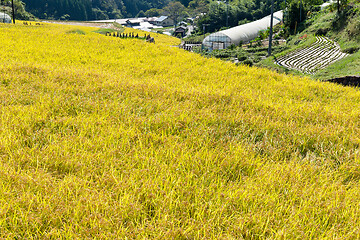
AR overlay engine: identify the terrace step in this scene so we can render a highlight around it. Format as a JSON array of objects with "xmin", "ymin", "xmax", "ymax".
[{"xmin": 275, "ymin": 36, "xmax": 349, "ymax": 74}]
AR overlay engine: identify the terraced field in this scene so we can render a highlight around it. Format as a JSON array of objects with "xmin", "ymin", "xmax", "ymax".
[
  {"xmin": 276, "ymin": 36, "xmax": 349, "ymax": 74},
  {"xmin": 3, "ymin": 23, "xmax": 360, "ymax": 238}
]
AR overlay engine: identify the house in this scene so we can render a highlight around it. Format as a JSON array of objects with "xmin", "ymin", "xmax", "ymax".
[
  {"xmin": 146, "ymin": 17, "xmax": 158, "ymax": 25},
  {"xmin": 186, "ymin": 17, "xmax": 195, "ymax": 24},
  {"xmin": 174, "ymin": 26, "xmax": 187, "ymax": 38},
  {"xmin": 126, "ymin": 19, "xmax": 141, "ymax": 27},
  {"xmin": 178, "ymin": 21, "xmax": 188, "ymax": 27},
  {"xmin": 115, "ymin": 19, "xmax": 129, "ymax": 26},
  {"xmin": 155, "ymin": 16, "xmax": 174, "ymax": 27}
]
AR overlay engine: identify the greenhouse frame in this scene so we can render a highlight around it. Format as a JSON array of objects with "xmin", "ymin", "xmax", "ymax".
[
  {"xmin": 0, "ymin": 12, "xmax": 11, "ymax": 23},
  {"xmin": 203, "ymin": 10, "xmax": 283, "ymax": 50}
]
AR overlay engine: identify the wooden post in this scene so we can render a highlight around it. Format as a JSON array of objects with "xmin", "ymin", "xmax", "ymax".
[
  {"xmin": 11, "ymin": 0, "xmax": 15, "ymax": 24},
  {"xmin": 268, "ymin": 0, "xmax": 274, "ymax": 56}
]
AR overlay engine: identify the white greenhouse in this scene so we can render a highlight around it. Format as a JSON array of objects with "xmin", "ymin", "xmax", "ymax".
[
  {"xmin": 0, "ymin": 12, "xmax": 11, "ymax": 23},
  {"xmin": 203, "ymin": 10, "xmax": 283, "ymax": 50}
]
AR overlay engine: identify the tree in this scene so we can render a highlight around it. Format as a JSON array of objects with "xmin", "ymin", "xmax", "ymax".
[
  {"xmin": 145, "ymin": 8, "xmax": 163, "ymax": 17},
  {"xmin": 337, "ymin": 0, "xmax": 348, "ymax": 13},
  {"xmin": 1, "ymin": 0, "xmax": 34, "ymax": 20},
  {"xmin": 284, "ymin": 0, "xmax": 322, "ymax": 32},
  {"xmin": 189, "ymin": 0, "xmax": 211, "ymax": 15},
  {"xmin": 163, "ymin": 1, "xmax": 186, "ymax": 27},
  {"xmin": 136, "ymin": 10, "xmax": 146, "ymax": 17},
  {"xmin": 179, "ymin": 0, "xmax": 191, "ymax": 7}
]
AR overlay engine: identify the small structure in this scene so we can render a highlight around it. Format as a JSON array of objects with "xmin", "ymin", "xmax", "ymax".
[
  {"xmin": 174, "ymin": 26, "xmax": 187, "ymax": 38},
  {"xmin": 147, "ymin": 17, "xmax": 158, "ymax": 25},
  {"xmin": 91, "ymin": 17, "xmax": 165, "ymax": 32},
  {"xmin": 155, "ymin": 16, "xmax": 174, "ymax": 27},
  {"xmin": 186, "ymin": 17, "xmax": 194, "ymax": 24},
  {"xmin": 321, "ymin": 0, "xmax": 336, "ymax": 10},
  {"xmin": 126, "ymin": 19, "xmax": 141, "ymax": 27},
  {"xmin": 0, "ymin": 12, "xmax": 11, "ymax": 23},
  {"xmin": 178, "ymin": 21, "xmax": 187, "ymax": 27}
]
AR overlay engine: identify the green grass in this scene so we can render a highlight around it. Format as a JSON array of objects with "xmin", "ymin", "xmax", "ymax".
[
  {"xmin": 259, "ymin": 5, "xmax": 360, "ymax": 79},
  {"xmin": 315, "ymin": 51, "xmax": 360, "ymax": 79},
  {"xmin": 66, "ymin": 29, "xmax": 86, "ymax": 35},
  {"xmin": 93, "ymin": 28, "xmax": 117, "ymax": 35}
]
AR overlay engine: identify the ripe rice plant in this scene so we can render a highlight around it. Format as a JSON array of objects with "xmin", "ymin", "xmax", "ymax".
[{"xmin": 1, "ymin": 22, "xmax": 360, "ymax": 238}]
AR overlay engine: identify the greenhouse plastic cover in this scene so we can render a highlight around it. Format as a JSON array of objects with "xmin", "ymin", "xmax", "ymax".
[
  {"xmin": 203, "ymin": 10, "xmax": 283, "ymax": 50},
  {"xmin": 0, "ymin": 12, "xmax": 11, "ymax": 23}
]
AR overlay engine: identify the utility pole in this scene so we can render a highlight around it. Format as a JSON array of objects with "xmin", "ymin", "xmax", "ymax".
[
  {"xmin": 11, "ymin": 0, "xmax": 15, "ymax": 24},
  {"xmin": 225, "ymin": 0, "xmax": 229, "ymax": 28},
  {"xmin": 203, "ymin": 23, "xmax": 210, "ymax": 38},
  {"xmin": 2, "ymin": 0, "xmax": 5, "ymax": 23},
  {"xmin": 268, "ymin": 0, "xmax": 274, "ymax": 56},
  {"xmin": 201, "ymin": 23, "xmax": 210, "ymax": 50}
]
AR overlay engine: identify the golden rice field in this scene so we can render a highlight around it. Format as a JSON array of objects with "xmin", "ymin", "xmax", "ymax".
[{"xmin": 1, "ymin": 21, "xmax": 360, "ymax": 239}]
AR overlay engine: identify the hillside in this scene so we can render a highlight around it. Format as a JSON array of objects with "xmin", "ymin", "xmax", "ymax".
[
  {"xmin": 18, "ymin": 0, "xmax": 283, "ymax": 25},
  {"xmin": 261, "ymin": 2, "xmax": 360, "ymax": 79},
  {"xmin": 196, "ymin": 2, "xmax": 360, "ymax": 80},
  {"xmin": 21, "ymin": 0, "xmax": 170, "ymax": 20},
  {"xmin": 2, "ymin": 22, "xmax": 360, "ymax": 238}
]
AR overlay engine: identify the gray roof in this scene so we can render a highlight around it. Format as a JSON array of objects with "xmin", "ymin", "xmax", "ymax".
[
  {"xmin": 156, "ymin": 16, "xmax": 168, "ymax": 22},
  {"xmin": 0, "ymin": 12, "xmax": 11, "ymax": 23},
  {"xmin": 176, "ymin": 26, "xmax": 187, "ymax": 30}
]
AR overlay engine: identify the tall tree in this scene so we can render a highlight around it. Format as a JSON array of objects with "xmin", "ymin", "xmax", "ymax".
[
  {"xmin": 163, "ymin": 1, "xmax": 186, "ymax": 27},
  {"xmin": 284, "ymin": 0, "xmax": 322, "ymax": 32}
]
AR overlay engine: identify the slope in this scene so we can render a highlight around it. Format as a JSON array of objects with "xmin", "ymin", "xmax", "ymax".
[
  {"xmin": 1, "ymin": 22, "xmax": 360, "ymax": 238},
  {"xmin": 276, "ymin": 36, "xmax": 349, "ymax": 74},
  {"xmin": 261, "ymin": 3, "xmax": 360, "ymax": 80}
]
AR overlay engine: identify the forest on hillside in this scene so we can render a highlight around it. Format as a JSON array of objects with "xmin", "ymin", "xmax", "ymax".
[
  {"xmin": 19, "ymin": 0, "xmax": 171, "ymax": 20},
  {"xmin": 15, "ymin": 0, "xmax": 284, "ymax": 23},
  {"xmin": 4, "ymin": 0, "xmax": 324, "ymax": 36}
]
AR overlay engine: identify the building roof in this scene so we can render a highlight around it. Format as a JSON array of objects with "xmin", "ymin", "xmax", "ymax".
[
  {"xmin": 175, "ymin": 26, "xmax": 187, "ymax": 30},
  {"xmin": 146, "ymin": 17, "xmax": 158, "ymax": 22},
  {"xmin": 116, "ymin": 19, "xmax": 128, "ymax": 25},
  {"xmin": 133, "ymin": 21, "xmax": 162, "ymax": 31},
  {"xmin": 321, "ymin": 0, "xmax": 336, "ymax": 9},
  {"xmin": 156, "ymin": 16, "xmax": 169, "ymax": 22},
  {"xmin": 127, "ymin": 19, "xmax": 141, "ymax": 24},
  {"xmin": 90, "ymin": 17, "xmax": 163, "ymax": 30}
]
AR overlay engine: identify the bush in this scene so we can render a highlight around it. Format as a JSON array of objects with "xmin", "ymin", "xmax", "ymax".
[
  {"xmin": 237, "ymin": 55, "xmax": 247, "ymax": 61},
  {"xmin": 66, "ymin": 29, "xmax": 86, "ymax": 35},
  {"xmin": 347, "ymin": 18, "xmax": 360, "ymax": 37},
  {"xmin": 243, "ymin": 59, "xmax": 253, "ymax": 66},
  {"xmin": 228, "ymin": 44, "xmax": 236, "ymax": 50}
]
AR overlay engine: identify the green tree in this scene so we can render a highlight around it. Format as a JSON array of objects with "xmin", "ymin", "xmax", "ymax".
[
  {"xmin": 284, "ymin": 0, "xmax": 322, "ymax": 33},
  {"xmin": 136, "ymin": 9, "xmax": 146, "ymax": 17},
  {"xmin": 145, "ymin": 8, "xmax": 163, "ymax": 17},
  {"xmin": 1, "ymin": 0, "xmax": 35, "ymax": 20},
  {"xmin": 163, "ymin": 1, "xmax": 187, "ymax": 27},
  {"xmin": 337, "ymin": 0, "xmax": 348, "ymax": 13}
]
